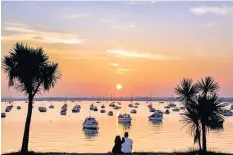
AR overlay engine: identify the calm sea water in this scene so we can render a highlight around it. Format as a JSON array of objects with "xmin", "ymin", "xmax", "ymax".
[{"xmin": 1, "ymin": 101, "xmax": 233, "ymax": 153}]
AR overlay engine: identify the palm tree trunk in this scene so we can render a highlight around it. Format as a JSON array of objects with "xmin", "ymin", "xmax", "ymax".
[
  {"xmin": 202, "ymin": 123, "xmax": 207, "ymax": 152},
  {"xmin": 21, "ymin": 94, "xmax": 33, "ymax": 152}
]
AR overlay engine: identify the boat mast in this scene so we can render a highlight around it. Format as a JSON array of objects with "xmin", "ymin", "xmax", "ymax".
[{"xmin": 131, "ymin": 94, "xmax": 133, "ymax": 104}]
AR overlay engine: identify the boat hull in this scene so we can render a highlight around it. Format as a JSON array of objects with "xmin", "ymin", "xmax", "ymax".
[
  {"xmin": 82, "ymin": 124, "xmax": 99, "ymax": 130},
  {"xmin": 148, "ymin": 116, "xmax": 162, "ymax": 121},
  {"xmin": 118, "ymin": 118, "xmax": 132, "ymax": 123}
]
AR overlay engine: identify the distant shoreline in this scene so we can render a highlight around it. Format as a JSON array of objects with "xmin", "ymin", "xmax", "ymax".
[{"xmin": 1, "ymin": 97, "xmax": 233, "ymax": 102}]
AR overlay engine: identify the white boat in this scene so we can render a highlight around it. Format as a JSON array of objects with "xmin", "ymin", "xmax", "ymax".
[
  {"xmin": 149, "ymin": 110, "xmax": 163, "ymax": 121},
  {"xmin": 1, "ymin": 113, "xmax": 6, "ymax": 118},
  {"xmin": 49, "ymin": 105, "xmax": 54, "ymax": 109},
  {"xmin": 172, "ymin": 108, "xmax": 180, "ymax": 112},
  {"xmin": 164, "ymin": 109, "xmax": 170, "ymax": 114},
  {"xmin": 17, "ymin": 106, "xmax": 21, "ymax": 110},
  {"xmin": 82, "ymin": 117, "xmax": 99, "ymax": 129},
  {"xmin": 130, "ymin": 109, "xmax": 137, "ymax": 114},
  {"xmin": 72, "ymin": 105, "xmax": 80, "ymax": 113},
  {"xmin": 118, "ymin": 113, "xmax": 132, "ymax": 123},
  {"xmin": 223, "ymin": 110, "xmax": 233, "ymax": 116},
  {"xmin": 39, "ymin": 107, "xmax": 47, "ymax": 112},
  {"xmin": 100, "ymin": 109, "xmax": 106, "ymax": 113},
  {"xmin": 101, "ymin": 105, "xmax": 105, "ymax": 108},
  {"xmin": 108, "ymin": 111, "xmax": 113, "ymax": 116}
]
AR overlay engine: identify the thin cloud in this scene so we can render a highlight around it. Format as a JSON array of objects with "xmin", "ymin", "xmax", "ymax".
[
  {"xmin": 107, "ymin": 49, "xmax": 178, "ymax": 60},
  {"xmin": 190, "ymin": 6, "xmax": 233, "ymax": 15},
  {"xmin": 62, "ymin": 13, "xmax": 91, "ymax": 19},
  {"xmin": 109, "ymin": 63, "xmax": 119, "ymax": 67},
  {"xmin": 116, "ymin": 71, "xmax": 124, "ymax": 74},
  {"xmin": 116, "ymin": 68, "xmax": 132, "ymax": 72},
  {"xmin": 126, "ymin": 1, "xmax": 158, "ymax": 5},
  {"xmin": 61, "ymin": 56, "xmax": 107, "ymax": 60},
  {"xmin": 2, "ymin": 22, "xmax": 85, "ymax": 45},
  {"xmin": 199, "ymin": 22, "xmax": 216, "ymax": 28},
  {"xmin": 115, "ymin": 24, "xmax": 136, "ymax": 29}
]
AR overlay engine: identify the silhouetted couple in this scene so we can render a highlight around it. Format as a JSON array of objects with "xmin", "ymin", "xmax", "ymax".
[{"xmin": 112, "ymin": 132, "xmax": 133, "ymax": 154}]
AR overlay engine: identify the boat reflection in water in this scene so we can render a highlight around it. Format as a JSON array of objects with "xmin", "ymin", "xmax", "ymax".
[
  {"xmin": 118, "ymin": 122, "xmax": 132, "ymax": 129},
  {"xmin": 83, "ymin": 128, "xmax": 99, "ymax": 138},
  {"xmin": 149, "ymin": 120, "xmax": 163, "ymax": 126}
]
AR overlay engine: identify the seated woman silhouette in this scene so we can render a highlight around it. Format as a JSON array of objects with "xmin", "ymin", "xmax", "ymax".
[{"xmin": 112, "ymin": 135, "xmax": 124, "ymax": 153}]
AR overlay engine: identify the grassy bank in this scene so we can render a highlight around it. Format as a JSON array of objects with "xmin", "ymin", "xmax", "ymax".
[{"xmin": 3, "ymin": 151, "xmax": 233, "ymax": 155}]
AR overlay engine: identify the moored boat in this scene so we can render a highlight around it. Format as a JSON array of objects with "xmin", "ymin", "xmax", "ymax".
[
  {"xmin": 149, "ymin": 110, "xmax": 163, "ymax": 122},
  {"xmin": 164, "ymin": 109, "xmax": 170, "ymax": 114},
  {"xmin": 82, "ymin": 117, "xmax": 99, "ymax": 129},
  {"xmin": 118, "ymin": 113, "xmax": 132, "ymax": 123},
  {"xmin": 108, "ymin": 111, "xmax": 113, "ymax": 116},
  {"xmin": 172, "ymin": 108, "xmax": 180, "ymax": 112},
  {"xmin": 130, "ymin": 109, "xmax": 137, "ymax": 114},
  {"xmin": 1, "ymin": 113, "xmax": 6, "ymax": 118}
]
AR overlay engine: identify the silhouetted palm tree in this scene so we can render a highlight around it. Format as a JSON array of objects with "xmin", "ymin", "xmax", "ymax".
[
  {"xmin": 175, "ymin": 77, "xmax": 226, "ymax": 152},
  {"xmin": 2, "ymin": 42, "xmax": 60, "ymax": 152}
]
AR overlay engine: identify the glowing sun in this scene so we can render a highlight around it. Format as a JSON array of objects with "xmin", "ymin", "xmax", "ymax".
[{"xmin": 116, "ymin": 84, "xmax": 122, "ymax": 90}]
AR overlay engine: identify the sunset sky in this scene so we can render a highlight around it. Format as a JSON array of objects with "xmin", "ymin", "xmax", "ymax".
[{"xmin": 1, "ymin": 1, "xmax": 233, "ymax": 98}]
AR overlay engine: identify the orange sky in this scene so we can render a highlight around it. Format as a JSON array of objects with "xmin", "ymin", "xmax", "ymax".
[{"xmin": 1, "ymin": 1, "xmax": 233, "ymax": 97}]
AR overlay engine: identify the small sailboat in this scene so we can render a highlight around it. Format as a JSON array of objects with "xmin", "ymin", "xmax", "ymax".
[
  {"xmin": 128, "ymin": 94, "xmax": 134, "ymax": 108},
  {"xmin": 93, "ymin": 106, "xmax": 98, "ymax": 111},
  {"xmin": 72, "ymin": 105, "xmax": 80, "ymax": 113},
  {"xmin": 130, "ymin": 109, "xmax": 137, "ymax": 114},
  {"xmin": 49, "ymin": 104, "xmax": 54, "ymax": 109},
  {"xmin": 60, "ymin": 108, "xmax": 67, "ymax": 115},
  {"xmin": 90, "ymin": 104, "xmax": 94, "ymax": 110},
  {"xmin": 164, "ymin": 109, "xmax": 170, "ymax": 114},
  {"xmin": 113, "ymin": 105, "xmax": 120, "ymax": 110},
  {"xmin": 5, "ymin": 106, "xmax": 11, "ymax": 112},
  {"xmin": 101, "ymin": 104, "xmax": 105, "ymax": 108},
  {"xmin": 1, "ymin": 113, "xmax": 6, "ymax": 118},
  {"xmin": 39, "ymin": 107, "xmax": 47, "ymax": 112},
  {"xmin": 108, "ymin": 111, "xmax": 113, "ymax": 116},
  {"xmin": 135, "ymin": 102, "xmax": 140, "ymax": 105},
  {"xmin": 172, "ymin": 108, "xmax": 180, "ymax": 112},
  {"xmin": 100, "ymin": 109, "xmax": 106, "ymax": 113},
  {"xmin": 17, "ymin": 106, "xmax": 21, "ymax": 110},
  {"xmin": 134, "ymin": 105, "xmax": 138, "ymax": 108}
]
